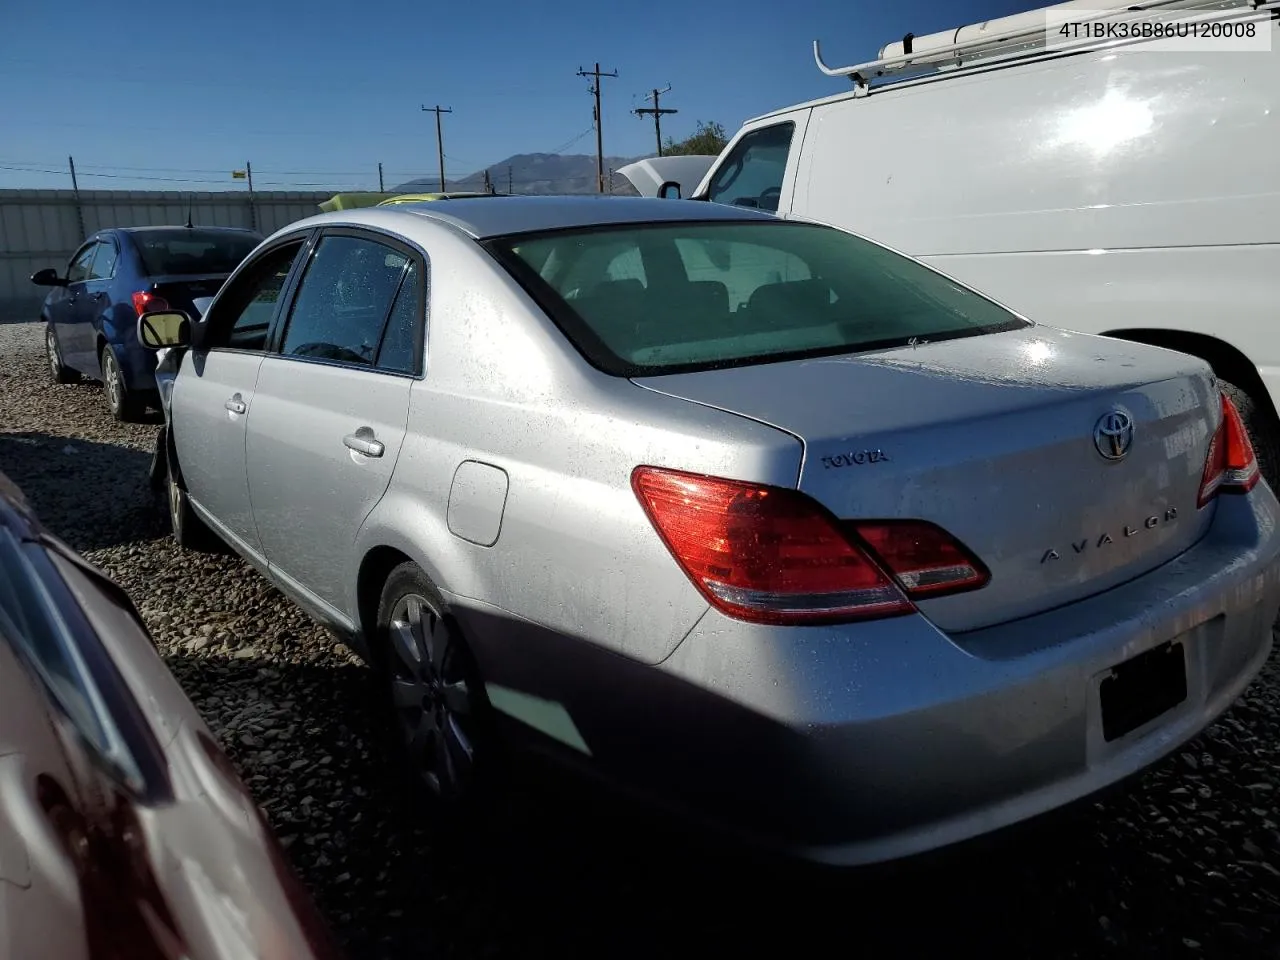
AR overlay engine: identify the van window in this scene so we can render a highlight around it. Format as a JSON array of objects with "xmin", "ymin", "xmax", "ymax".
[
  {"xmin": 491, "ymin": 220, "xmax": 1027, "ymax": 376},
  {"xmin": 705, "ymin": 123, "xmax": 795, "ymax": 213}
]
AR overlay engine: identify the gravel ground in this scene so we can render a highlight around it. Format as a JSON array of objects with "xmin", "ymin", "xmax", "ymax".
[{"xmin": 3, "ymin": 320, "xmax": 1280, "ymax": 959}]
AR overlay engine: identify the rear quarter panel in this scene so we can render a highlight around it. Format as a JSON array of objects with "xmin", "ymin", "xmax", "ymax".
[{"xmin": 352, "ymin": 227, "xmax": 803, "ymax": 665}]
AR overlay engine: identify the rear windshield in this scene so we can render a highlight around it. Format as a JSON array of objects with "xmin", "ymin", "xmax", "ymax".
[
  {"xmin": 131, "ymin": 229, "xmax": 261, "ymax": 277},
  {"xmin": 489, "ymin": 220, "xmax": 1027, "ymax": 376}
]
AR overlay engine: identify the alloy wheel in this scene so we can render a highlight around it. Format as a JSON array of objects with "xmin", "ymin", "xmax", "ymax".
[
  {"xmin": 47, "ymin": 328, "xmax": 60, "ymax": 378},
  {"xmin": 104, "ymin": 352, "xmax": 123, "ymax": 414},
  {"xmin": 167, "ymin": 472, "xmax": 183, "ymax": 533},
  {"xmin": 387, "ymin": 593, "xmax": 475, "ymax": 798}
]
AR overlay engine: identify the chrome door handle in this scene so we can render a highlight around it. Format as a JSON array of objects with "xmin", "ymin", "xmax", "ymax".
[
  {"xmin": 343, "ymin": 430, "xmax": 384, "ymax": 458},
  {"xmin": 224, "ymin": 396, "xmax": 247, "ymax": 414}
]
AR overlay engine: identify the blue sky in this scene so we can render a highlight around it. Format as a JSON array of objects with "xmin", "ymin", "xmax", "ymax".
[{"xmin": 0, "ymin": 0, "xmax": 1038, "ymax": 192}]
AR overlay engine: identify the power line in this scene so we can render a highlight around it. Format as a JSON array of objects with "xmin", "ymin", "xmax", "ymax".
[
  {"xmin": 0, "ymin": 115, "xmax": 629, "ymax": 194},
  {"xmin": 0, "ymin": 164, "xmax": 628, "ymax": 195},
  {"xmin": 545, "ymin": 125, "xmax": 598, "ymax": 156},
  {"xmin": 0, "ymin": 158, "xmax": 396, "ymax": 179},
  {"xmin": 0, "ymin": 114, "xmax": 607, "ymax": 191},
  {"xmin": 0, "ymin": 163, "xmax": 64, "ymax": 176},
  {"xmin": 0, "ymin": 164, "xmax": 380, "ymax": 191},
  {"xmin": 576, "ymin": 62, "xmax": 618, "ymax": 194},
  {"xmin": 0, "ymin": 163, "xmax": 230, "ymax": 185},
  {"xmin": 0, "ymin": 161, "xmax": 611, "ymax": 188},
  {"xmin": 634, "ymin": 85, "xmax": 678, "ymax": 157},
  {"xmin": 428, "ymin": 123, "xmax": 598, "ymax": 189},
  {"xmin": 442, "ymin": 153, "xmax": 486, "ymax": 170},
  {"xmin": 0, "ymin": 63, "xmax": 588, "ymax": 106}
]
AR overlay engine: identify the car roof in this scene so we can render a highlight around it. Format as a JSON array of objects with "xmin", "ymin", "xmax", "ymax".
[
  {"xmin": 118, "ymin": 225, "xmax": 261, "ymax": 235},
  {"xmin": 300, "ymin": 195, "xmax": 778, "ymax": 241},
  {"xmin": 380, "ymin": 192, "xmax": 495, "ymax": 203}
]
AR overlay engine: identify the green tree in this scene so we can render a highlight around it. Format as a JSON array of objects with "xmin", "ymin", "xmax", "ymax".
[{"xmin": 662, "ymin": 120, "xmax": 729, "ymax": 156}]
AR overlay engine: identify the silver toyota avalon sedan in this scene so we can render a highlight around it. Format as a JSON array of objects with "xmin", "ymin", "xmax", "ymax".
[{"xmin": 136, "ymin": 196, "xmax": 1280, "ymax": 866}]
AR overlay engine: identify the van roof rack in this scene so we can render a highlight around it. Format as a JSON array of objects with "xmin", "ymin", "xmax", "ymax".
[{"xmin": 813, "ymin": 0, "xmax": 1275, "ymax": 89}]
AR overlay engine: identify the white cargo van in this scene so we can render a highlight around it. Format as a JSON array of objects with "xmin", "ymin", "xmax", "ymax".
[{"xmin": 671, "ymin": 0, "xmax": 1280, "ymax": 479}]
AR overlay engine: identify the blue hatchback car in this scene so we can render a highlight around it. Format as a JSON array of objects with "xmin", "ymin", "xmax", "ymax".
[{"xmin": 32, "ymin": 226, "xmax": 262, "ymax": 421}]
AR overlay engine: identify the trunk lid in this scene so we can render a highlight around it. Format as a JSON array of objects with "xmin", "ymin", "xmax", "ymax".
[
  {"xmin": 146, "ymin": 273, "xmax": 231, "ymax": 316},
  {"xmin": 632, "ymin": 326, "xmax": 1220, "ymax": 633}
]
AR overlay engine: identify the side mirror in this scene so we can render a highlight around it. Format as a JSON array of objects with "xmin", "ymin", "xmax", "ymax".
[
  {"xmin": 657, "ymin": 181, "xmax": 682, "ymax": 200},
  {"xmin": 137, "ymin": 310, "xmax": 193, "ymax": 350},
  {"xmin": 30, "ymin": 268, "xmax": 66, "ymax": 287}
]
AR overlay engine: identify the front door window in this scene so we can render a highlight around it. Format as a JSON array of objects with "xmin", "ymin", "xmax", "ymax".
[{"xmin": 705, "ymin": 123, "xmax": 796, "ymax": 213}]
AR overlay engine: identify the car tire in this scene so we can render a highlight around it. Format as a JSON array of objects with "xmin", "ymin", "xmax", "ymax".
[
  {"xmin": 374, "ymin": 562, "xmax": 501, "ymax": 827},
  {"xmin": 166, "ymin": 468, "xmax": 216, "ymax": 552},
  {"xmin": 148, "ymin": 426, "xmax": 168, "ymax": 493},
  {"xmin": 46, "ymin": 325, "xmax": 79, "ymax": 384},
  {"xmin": 1219, "ymin": 379, "xmax": 1280, "ymax": 492},
  {"xmin": 101, "ymin": 347, "xmax": 145, "ymax": 423}
]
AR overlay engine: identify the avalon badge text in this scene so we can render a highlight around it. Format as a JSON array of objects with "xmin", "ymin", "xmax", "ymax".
[{"xmin": 1041, "ymin": 507, "xmax": 1178, "ymax": 564}]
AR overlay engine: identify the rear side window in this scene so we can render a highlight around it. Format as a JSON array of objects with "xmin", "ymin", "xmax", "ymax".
[
  {"xmin": 132, "ymin": 229, "xmax": 260, "ymax": 276},
  {"xmin": 87, "ymin": 241, "xmax": 118, "ymax": 281},
  {"xmin": 375, "ymin": 260, "xmax": 424, "ymax": 375},
  {"xmin": 279, "ymin": 234, "xmax": 411, "ymax": 368},
  {"xmin": 492, "ymin": 220, "xmax": 1026, "ymax": 376},
  {"xmin": 706, "ymin": 123, "xmax": 794, "ymax": 212}
]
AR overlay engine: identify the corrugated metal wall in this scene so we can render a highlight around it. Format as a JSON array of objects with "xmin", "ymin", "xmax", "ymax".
[{"xmin": 0, "ymin": 189, "xmax": 332, "ymax": 320}]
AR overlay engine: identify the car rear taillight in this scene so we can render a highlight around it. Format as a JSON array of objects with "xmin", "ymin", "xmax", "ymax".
[
  {"xmin": 1198, "ymin": 392, "xmax": 1260, "ymax": 508},
  {"xmin": 131, "ymin": 290, "xmax": 170, "ymax": 317},
  {"xmin": 631, "ymin": 466, "xmax": 988, "ymax": 625},
  {"xmin": 848, "ymin": 520, "xmax": 990, "ymax": 599}
]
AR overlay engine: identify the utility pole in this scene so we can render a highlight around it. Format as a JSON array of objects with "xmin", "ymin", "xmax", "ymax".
[
  {"xmin": 508, "ymin": 165, "xmax": 513, "ymax": 195},
  {"xmin": 634, "ymin": 85, "xmax": 677, "ymax": 157},
  {"xmin": 577, "ymin": 62, "xmax": 618, "ymax": 193},
  {"xmin": 378, "ymin": 162, "xmax": 384, "ymax": 192},
  {"xmin": 421, "ymin": 104, "xmax": 452, "ymax": 192},
  {"xmin": 67, "ymin": 156, "xmax": 85, "ymax": 238},
  {"xmin": 245, "ymin": 160, "xmax": 258, "ymax": 232}
]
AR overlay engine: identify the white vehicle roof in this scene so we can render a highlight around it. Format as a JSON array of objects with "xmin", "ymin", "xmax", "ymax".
[{"xmin": 745, "ymin": 0, "xmax": 1270, "ymax": 124}]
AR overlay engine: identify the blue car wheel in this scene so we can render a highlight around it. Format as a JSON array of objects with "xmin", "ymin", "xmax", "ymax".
[
  {"xmin": 101, "ymin": 345, "xmax": 145, "ymax": 422},
  {"xmin": 45, "ymin": 325, "xmax": 79, "ymax": 384}
]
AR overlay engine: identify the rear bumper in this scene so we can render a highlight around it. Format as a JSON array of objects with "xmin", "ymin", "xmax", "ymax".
[
  {"xmin": 455, "ymin": 486, "xmax": 1280, "ymax": 866},
  {"xmin": 657, "ymin": 486, "xmax": 1280, "ymax": 864}
]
